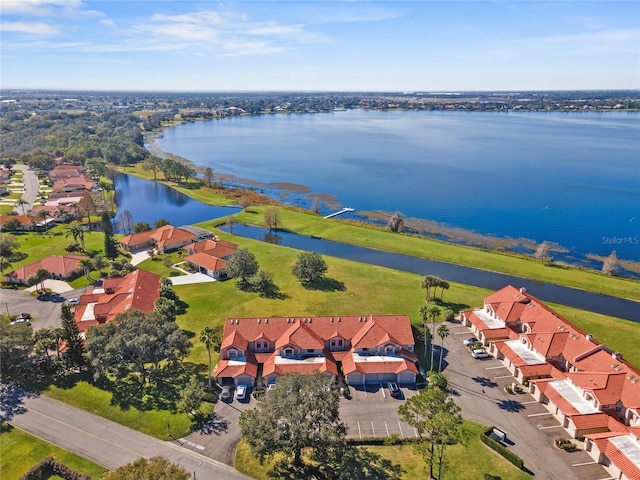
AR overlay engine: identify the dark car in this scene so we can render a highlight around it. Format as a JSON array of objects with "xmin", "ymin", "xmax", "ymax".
[
  {"xmin": 20, "ymin": 312, "xmax": 32, "ymax": 319},
  {"xmin": 388, "ymin": 382, "xmax": 401, "ymax": 398}
]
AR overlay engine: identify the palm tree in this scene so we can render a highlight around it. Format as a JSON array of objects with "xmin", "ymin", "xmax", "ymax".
[
  {"xmin": 200, "ymin": 326, "xmax": 222, "ymax": 391},
  {"xmin": 437, "ymin": 324, "xmax": 450, "ymax": 372},
  {"xmin": 421, "ymin": 275, "xmax": 438, "ymax": 303},
  {"xmin": 15, "ymin": 197, "xmax": 28, "ymax": 215},
  {"xmin": 418, "ymin": 305, "xmax": 431, "ymax": 364},
  {"xmin": 428, "ymin": 305, "xmax": 441, "ymax": 371},
  {"xmin": 34, "ymin": 328, "xmax": 57, "ymax": 360},
  {"xmin": 439, "ymin": 279, "xmax": 450, "ymax": 302},
  {"xmin": 38, "ymin": 209, "xmax": 48, "ymax": 230},
  {"xmin": 79, "ymin": 257, "xmax": 94, "ymax": 279}
]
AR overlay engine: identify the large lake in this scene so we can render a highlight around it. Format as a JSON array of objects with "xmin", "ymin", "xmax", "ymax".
[{"xmin": 155, "ymin": 110, "xmax": 640, "ymax": 264}]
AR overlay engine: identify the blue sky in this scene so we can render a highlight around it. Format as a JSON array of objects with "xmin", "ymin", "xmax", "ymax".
[{"xmin": 1, "ymin": 0, "xmax": 639, "ymax": 91}]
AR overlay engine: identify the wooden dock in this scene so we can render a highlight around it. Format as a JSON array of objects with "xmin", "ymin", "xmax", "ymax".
[{"xmin": 324, "ymin": 208, "xmax": 355, "ymax": 219}]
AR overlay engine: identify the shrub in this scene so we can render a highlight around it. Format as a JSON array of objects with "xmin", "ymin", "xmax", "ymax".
[
  {"xmin": 65, "ymin": 243, "xmax": 80, "ymax": 252},
  {"xmin": 505, "ymin": 385, "xmax": 514, "ymax": 394},
  {"xmin": 20, "ymin": 457, "xmax": 91, "ymax": 480},
  {"xmin": 481, "ymin": 428, "xmax": 524, "ymax": 469}
]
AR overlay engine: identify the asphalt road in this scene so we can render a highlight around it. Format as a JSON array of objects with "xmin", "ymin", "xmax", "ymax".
[
  {"xmin": 5, "ymin": 389, "xmax": 251, "ymax": 480},
  {"xmin": 12, "ymin": 164, "xmax": 39, "ymax": 212},
  {"xmin": 1, "ymin": 287, "xmax": 86, "ymax": 330}
]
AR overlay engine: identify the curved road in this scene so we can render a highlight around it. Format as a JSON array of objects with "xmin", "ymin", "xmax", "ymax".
[
  {"xmin": 6, "ymin": 388, "xmax": 251, "ymax": 479},
  {"xmin": 11, "ymin": 164, "xmax": 40, "ymax": 213}
]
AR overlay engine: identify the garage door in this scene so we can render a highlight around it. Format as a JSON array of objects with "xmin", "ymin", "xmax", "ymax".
[{"xmin": 363, "ymin": 373, "xmax": 396, "ymax": 384}]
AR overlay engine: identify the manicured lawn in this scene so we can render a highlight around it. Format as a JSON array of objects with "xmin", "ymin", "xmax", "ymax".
[
  {"xmin": 234, "ymin": 420, "xmax": 532, "ymax": 480},
  {"xmin": 0, "ymin": 426, "xmax": 107, "ymax": 479},
  {"xmin": 45, "ymin": 379, "xmax": 210, "ymax": 440}
]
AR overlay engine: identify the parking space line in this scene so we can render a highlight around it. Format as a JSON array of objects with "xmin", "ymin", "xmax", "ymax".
[
  {"xmin": 521, "ymin": 401, "xmax": 538, "ymax": 404},
  {"xmin": 572, "ymin": 461, "xmax": 597, "ymax": 467},
  {"xmin": 380, "ymin": 383, "xmax": 386, "ymax": 398},
  {"xmin": 384, "ymin": 421, "xmax": 389, "ymax": 437},
  {"xmin": 485, "ymin": 366, "xmax": 506, "ymax": 370},
  {"xmin": 539, "ymin": 425, "xmax": 563, "ymax": 430},
  {"xmin": 528, "ymin": 412, "xmax": 553, "ymax": 417},
  {"xmin": 398, "ymin": 421, "xmax": 404, "ymax": 439},
  {"xmin": 357, "ymin": 421, "xmax": 362, "ymax": 439},
  {"xmin": 413, "ymin": 427, "xmax": 418, "ymax": 438},
  {"xmin": 453, "ymin": 331, "xmax": 470, "ymax": 334},
  {"xmin": 494, "ymin": 375, "xmax": 513, "ymax": 379},
  {"xmin": 371, "ymin": 421, "xmax": 375, "ymax": 437}
]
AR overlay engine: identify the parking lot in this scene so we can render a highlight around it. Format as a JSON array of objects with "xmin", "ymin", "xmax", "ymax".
[{"xmin": 444, "ymin": 321, "xmax": 611, "ymax": 480}]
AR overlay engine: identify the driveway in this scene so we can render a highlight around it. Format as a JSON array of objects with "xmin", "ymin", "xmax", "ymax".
[
  {"xmin": 443, "ymin": 320, "xmax": 610, "ymax": 480},
  {"xmin": 2, "ymin": 287, "xmax": 86, "ymax": 330}
]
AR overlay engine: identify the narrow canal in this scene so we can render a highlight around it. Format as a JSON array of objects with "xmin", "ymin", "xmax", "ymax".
[{"xmin": 221, "ymin": 224, "xmax": 640, "ymax": 323}]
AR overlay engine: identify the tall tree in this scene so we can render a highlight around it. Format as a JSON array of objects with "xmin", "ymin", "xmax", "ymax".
[
  {"xmin": 142, "ymin": 156, "xmax": 163, "ymax": 181},
  {"xmin": 120, "ymin": 210, "xmax": 134, "ymax": 234},
  {"xmin": 264, "ymin": 206, "xmax": 281, "ymax": 233},
  {"xmin": 225, "ymin": 248, "xmax": 259, "ymax": 287},
  {"xmin": 418, "ymin": 305, "xmax": 432, "ymax": 362},
  {"xmin": 292, "ymin": 251, "xmax": 328, "ymax": 285},
  {"xmin": 203, "ymin": 166, "xmax": 215, "ymax": 187},
  {"xmin": 199, "ymin": 325, "xmax": 223, "ymax": 391},
  {"xmin": 386, "ymin": 211, "xmax": 405, "ymax": 232},
  {"xmin": 398, "ymin": 387, "xmax": 464, "ymax": 480},
  {"xmin": 534, "ymin": 241, "xmax": 551, "ymax": 264},
  {"xmin": 437, "ymin": 324, "xmax": 450, "ymax": 372},
  {"xmin": 60, "ymin": 303, "xmax": 84, "ymax": 367},
  {"xmin": 421, "ymin": 275, "xmax": 438, "ymax": 303},
  {"xmin": 178, "ymin": 375, "xmax": 206, "ymax": 416},
  {"xmin": 34, "ymin": 328, "xmax": 57, "ymax": 360},
  {"xmin": 79, "ymin": 193, "xmax": 95, "ymax": 227},
  {"xmin": 0, "ymin": 320, "xmax": 35, "ymax": 383},
  {"xmin": 104, "ymin": 231, "xmax": 118, "ymax": 260},
  {"xmin": 438, "ymin": 279, "xmax": 450, "ymax": 301},
  {"xmin": 79, "ymin": 257, "xmax": 93, "ymax": 279},
  {"xmin": 153, "ymin": 218, "xmax": 170, "ymax": 229},
  {"xmin": 602, "ymin": 250, "xmax": 619, "ymax": 275},
  {"xmin": 428, "ymin": 305, "xmax": 441, "ymax": 371},
  {"xmin": 239, "ymin": 372, "xmax": 347, "ymax": 467},
  {"xmin": 15, "ymin": 197, "xmax": 28, "ymax": 216}
]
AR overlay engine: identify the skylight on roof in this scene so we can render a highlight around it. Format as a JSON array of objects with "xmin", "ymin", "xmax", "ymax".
[
  {"xmin": 549, "ymin": 379, "xmax": 600, "ymax": 414},
  {"xmin": 505, "ymin": 340, "xmax": 546, "ymax": 365},
  {"xmin": 473, "ymin": 309, "xmax": 505, "ymax": 329},
  {"xmin": 610, "ymin": 435, "xmax": 640, "ymax": 470}
]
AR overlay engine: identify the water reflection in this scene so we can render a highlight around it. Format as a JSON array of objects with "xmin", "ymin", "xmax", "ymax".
[{"xmin": 114, "ymin": 174, "xmax": 239, "ymax": 230}]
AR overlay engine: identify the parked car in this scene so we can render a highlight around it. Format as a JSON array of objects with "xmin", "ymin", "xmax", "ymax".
[
  {"xmin": 388, "ymin": 382, "xmax": 401, "ymax": 398},
  {"xmin": 471, "ymin": 348, "xmax": 491, "ymax": 359},
  {"xmin": 10, "ymin": 318, "xmax": 31, "ymax": 326},
  {"xmin": 220, "ymin": 386, "xmax": 232, "ymax": 401},
  {"xmin": 20, "ymin": 312, "xmax": 32, "ymax": 319},
  {"xmin": 463, "ymin": 337, "xmax": 479, "ymax": 346},
  {"xmin": 67, "ymin": 298, "xmax": 79, "ymax": 305},
  {"xmin": 267, "ymin": 382, "xmax": 277, "ymax": 391},
  {"xmin": 235, "ymin": 384, "xmax": 247, "ymax": 401}
]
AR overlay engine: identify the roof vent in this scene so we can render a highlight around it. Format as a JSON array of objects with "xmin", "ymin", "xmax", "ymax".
[
  {"xmin": 338, "ymin": 317, "xmax": 341, "ymax": 322},
  {"xmin": 519, "ymin": 287, "xmax": 527, "ymax": 294},
  {"xmin": 265, "ymin": 318, "xmax": 268, "ymax": 324},
  {"xmin": 330, "ymin": 317, "xmax": 334, "ymax": 323},
  {"xmin": 586, "ymin": 334, "xmax": 594, "ymax": 342},
  {"xmin": 257, "ymin": 318, "xmax": 261, "ymax": 324},
  {"xmin": 612, "ymin": 352, "xmax": 623, "ymax": 360}
]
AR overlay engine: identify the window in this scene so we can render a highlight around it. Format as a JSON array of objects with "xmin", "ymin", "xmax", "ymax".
[
  {"xmin": 331, "ymin": 341, "xmax": 336, "ymax": 347},
  {"xmin": 284, "ymin": 348, "xmax": 294, "ymax": 357},
  {"xmin": 362, "ymin": 347, "xmax": 368, "ymax": 352},
  {"xmin": 385, "ymin": 345, "xmax": 395, "ymax": 354},
  {"xmin": 307, "ymin": 349, "xmax": 314, "ymax": 353},
  {"xmin": 228, "ymin": 350, "xmax": 237, "ymax": 358}
]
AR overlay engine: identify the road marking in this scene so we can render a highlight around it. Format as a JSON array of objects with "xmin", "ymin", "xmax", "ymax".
[
  {"xmin": 521, "ymin": 401, "xmax": 538, "ymax": 404},
  {"xmin": 357, "ymin": 421, "xmax": 362, "ymax": 439},
  {"xmin": 485, "ymin": 366, "xmax": 506, "ymax": 370},
  {"xmin": 414, "ymin": 427, "xmax": 418, "ymax": 438},
  {"xmin": 398, "ymin": 421, "xmax": 404, "ymax": 439},
  {"xmin": 494, "ymin": 375, "xmax": 513, "ymax": 379},
  {"xmin": 453, "ymin": 331, "xmax": 470, "ymax": 334},
  {"xmin": 384, "ymin": 421, "xmax": 390, "ymax": 437},
  {"xmin": 572, "ymin": 461, "xmax": 597, "ymax": 467},
  {"xmin": 528, "ymin": 412, "xmax": 553, "ymax": 417},
  {"xmin": 380, "ymin": 382, "xmax": 386, "ymax": 398},
  {"xmin": 371, "ymin": 421, "xmax": 376, "ymax": 437},
  {"xmin": 539, "ymin": 425, "xmax": 563, "ymax": 430}
]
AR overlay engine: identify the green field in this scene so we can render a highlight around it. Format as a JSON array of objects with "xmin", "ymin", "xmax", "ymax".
[
  {"xmin": 0, "ymin": 426, "xmax": 107, "ymax": 480},
  {"xmin": 234, "ymin": 420, "xmax": 531, "ymax": 480}
]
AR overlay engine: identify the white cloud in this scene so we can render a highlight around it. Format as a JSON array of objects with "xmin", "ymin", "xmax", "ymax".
[
  {"xmin": 1, "ymin": 0, "xmax": 83, "ymax": 15},
  {"xmin": 1, "ymin": 21, "xmax": 60, "ymax": 35}
]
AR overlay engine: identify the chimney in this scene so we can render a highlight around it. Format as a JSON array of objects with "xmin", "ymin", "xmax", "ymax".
[
  {"xmin": 519, "ymin": 287, "xmax": 527, "ymax": 294},
  {"xmin": 586, "ymin": 334, "xmax": 593, "ymax": 342},
  {"xmin": 612, "ymin": 352, "xmax": 623, "ymax": 360}
]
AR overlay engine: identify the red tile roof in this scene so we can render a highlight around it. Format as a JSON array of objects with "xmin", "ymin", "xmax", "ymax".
[
  {"xmin": 5, "ymin": 254, "xmax": 87, "ymax": 281},
  {"xmin": 74, "ymin": 269, "xmax": 161, "ymax": 331},
  {"xmin": 184, "ymin": 252, "xmax": 226, "ymax": 272},
  {"xmin": 0, "ymin": 215, "xmax": 33, "ymax": 228},
  {"xmin": 183, "ymin": 239, "xmax": 237, "ymax": 258},
  {"xmin": 567, "ymin": 372, "xmax": 627, "ymax": 406},
  {"xmin": 593, "ymin": 435, "xmax": 640, "ymax": 480}
]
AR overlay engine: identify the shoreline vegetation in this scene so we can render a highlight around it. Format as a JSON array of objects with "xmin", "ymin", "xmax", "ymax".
[{"xmin": 119, "ymin": 156, "xmax": 640, "ymax": 303}]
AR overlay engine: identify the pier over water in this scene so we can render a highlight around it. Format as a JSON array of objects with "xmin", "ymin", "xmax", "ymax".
[{"xmin": 324, "ymin": 208, "xmax": 355, "ymax": 219}]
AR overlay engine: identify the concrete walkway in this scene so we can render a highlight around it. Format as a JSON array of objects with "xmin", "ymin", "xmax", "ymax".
[{"xmin": 170, "ymin": 272, "xmax": 216, "ymax": 285}]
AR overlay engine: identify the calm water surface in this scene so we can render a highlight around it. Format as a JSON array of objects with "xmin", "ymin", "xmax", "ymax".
[{"xmin": 157, "ymin": 111, "xmax": 640, "ymax": 263}]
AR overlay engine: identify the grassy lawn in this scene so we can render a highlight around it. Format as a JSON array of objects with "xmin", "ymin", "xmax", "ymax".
[
  {"xmin": 234, "ymin": 420, "xmax": 531, "ymax": 480},
  {"xmin": 121, "ymin": 167, "xmax": 640, "ymax": 301},
  {"xmin": 0, "ymin": 425, "xmax": 107, "ymax": 479},
  {"xmin": 45, "ymin": 379, "xmax": 211, "ymax": 439}
]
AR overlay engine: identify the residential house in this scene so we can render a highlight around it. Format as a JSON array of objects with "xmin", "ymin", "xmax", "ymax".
[
  {"xmin": 0, "ymin": 214, "xmax": 35, "ymax": 231},
  {"xmin": 214, "ymin": 314, "xmax": 417, "ymax": 388},
  {"xmin": 462, "ymin": 285, "xmax": 640, "ymax": 479},
  {"xmin": 182, "ymin": 239, "xmax": 237, "ymax": 279},
  {"xmin": 73, "ymin": 269, "xmax": 161, "ymax": 332},
  {"xmin": 4, "ymin": 254, "xmax": 87, "ymax": 285},
  {"xmin": 119, "ymin": 224, "xmax": 208, "ymax": 253}
]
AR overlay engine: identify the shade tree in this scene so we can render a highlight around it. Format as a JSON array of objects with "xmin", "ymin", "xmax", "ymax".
[{"xmin": 292, "ymin": 251, "xmax": 328, "ymax": 285}]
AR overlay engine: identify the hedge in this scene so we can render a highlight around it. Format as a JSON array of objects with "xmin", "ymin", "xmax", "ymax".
[
  {"xmin": 480, "ymin": 428, "xmax": 525, "ymax": 470},
  {"xmin": 19, "ymin": 457, "xmax": 91, "ymax": 480}
]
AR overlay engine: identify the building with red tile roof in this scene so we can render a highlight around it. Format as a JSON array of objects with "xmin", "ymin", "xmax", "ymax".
[
  {"xmin": 0, "ymin": 214, "xmax": 35, "ymax": 231},
  {"xmin": 463, "ymin": 285, "xmax": 640, "ymax": 479},
  {"xmin": 182, "ymin": 239, "xmax": 237, "ymax": 280},
  {"xmin": 73, "ymin": 269, "xmax": 161, "ymax": 332},
  {"xmin": 119, "ymin": 224, "xmax": 209, "ymax": 254},
  {"xmin": 214, "ymin": 314, "xmax": 417, "ymax": 388},
  {"xmin": 4, "ymin": 254, "xmax": 87, "ymax": 285}
]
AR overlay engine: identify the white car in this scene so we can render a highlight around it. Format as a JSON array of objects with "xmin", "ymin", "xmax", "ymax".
[
  {"xmin": 471, "ymin": 348, "xmax": 491, "ymax": 359},
  {"xmin": 67, "ymin": 298, "xmax": 80, "ymax": 305},
  {"xmin": 235, "ymin": 384, "xmax": 247, "ymax": 400},
  {"xmin": 463, "ymin": 337, "xmax": 479, "ymax": 346}
]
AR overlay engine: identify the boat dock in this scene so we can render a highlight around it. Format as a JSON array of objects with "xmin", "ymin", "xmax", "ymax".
[{"xmin": 324, "ymin": 208, "xmax": 355, "ymax": 219}]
